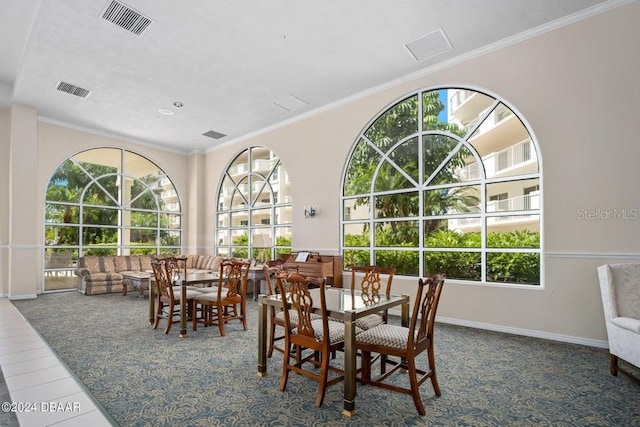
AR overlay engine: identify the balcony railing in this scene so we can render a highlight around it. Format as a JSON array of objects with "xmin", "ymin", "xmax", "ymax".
[
  {"xmin": 449, "ymin": 89, "xmax": 476, "ymax": 111},
  {"xmin": 462, "ymin": 138, "xmax": 535, "ymax": 179}
]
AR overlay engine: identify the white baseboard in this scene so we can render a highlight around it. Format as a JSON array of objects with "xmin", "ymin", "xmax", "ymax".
[
  {"xmin": 8, "ymin": 293, "xmax": 38, "ymax": 300},
  {"xmin": 436, "ymin": 316, "xmax": 609, "ymax": 349}
]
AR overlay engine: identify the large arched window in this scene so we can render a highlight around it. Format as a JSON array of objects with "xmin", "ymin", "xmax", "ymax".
[
  {"xmin": 342, "ymin": 88, "xmax": 541, "ymax": 285},
  {"xmin": 216, "ymin": 146, "xmax": 292, "ymax": 262},
  {"xmin": 44, "ymin": 148, "xmax": 181, "ymax": 291}
]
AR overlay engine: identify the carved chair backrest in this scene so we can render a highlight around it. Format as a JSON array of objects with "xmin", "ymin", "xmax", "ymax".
[
  {"xmin": 351, "ymin": 265, "xmax": 396, "ymax": 297},
  {"xmin": 409, "ymin": 274, "xmax": 445, "ymax": 348},
  {"xmin": 218, "ymin": 259, "xmax": 250, "ymax": 301},
  {"xmin": 276, "ymin": 273, "xmax": 326, "ymax": 345}
]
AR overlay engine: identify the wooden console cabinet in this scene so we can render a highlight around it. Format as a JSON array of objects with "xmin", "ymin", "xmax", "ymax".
[{"xmin": 282, "ymin": 252, "xmax": 343, "ymax": 288}]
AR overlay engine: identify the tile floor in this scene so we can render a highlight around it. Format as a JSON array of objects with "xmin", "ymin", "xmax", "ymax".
[{"xmin": 0, "ymin": 298, "xmax": 114, "ymax": 427}]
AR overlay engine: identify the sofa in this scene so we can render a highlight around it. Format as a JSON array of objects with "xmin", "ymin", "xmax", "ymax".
[{"xmin": 75, "ymin": 254, "xmax": 225, "ymax": 295}]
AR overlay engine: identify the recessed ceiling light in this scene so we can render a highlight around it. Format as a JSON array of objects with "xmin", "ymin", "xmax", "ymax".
[
  {"xmin": 158, "ymin": 108, "xmax": 173, "ymax": 116},
  {"xmin": 173, "ymin": 101, "xmax": 184, "ymax": 108}
]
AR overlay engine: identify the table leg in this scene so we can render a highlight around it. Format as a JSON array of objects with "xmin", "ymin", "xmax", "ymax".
[
  {"xmin": 342, "ymin": 311, "xmax": 356, "ymax": 417},
  {"xmin": 148, "ymin": 278, "xmax": 155, "ymax": 325},
  {"xmin": 257, "ymin": 295, "xmax": 268, "ymax": 377},
  {"xmin": 180, "ymin": 283, "xmax": 187, "ymax": 338}
]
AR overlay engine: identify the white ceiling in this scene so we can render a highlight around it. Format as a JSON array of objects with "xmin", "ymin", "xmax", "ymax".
[{"xmin": 0, "ymin": 0, "xmax": 626, "ymax": 153}]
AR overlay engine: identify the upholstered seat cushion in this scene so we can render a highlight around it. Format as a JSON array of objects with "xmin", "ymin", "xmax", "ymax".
[
  {"xmin": 192, "ymin": 289, "xmax": 231, "ymax": 302},
  {"xmin": 170, "ymin": 289, "xmax": 204, "ymax": 300},
  {"xmin": 355, "ymin": 313, "xmax": 384, "ymax": 331},
  {"xmin": 356, "ymin": 324, "xmax": 416, "ymax": 350},
  {"xmin": 194, "ymin": 286, "xmax": 219, "ymax": 294},
  {"xmin": 83, "ymin": 272, "xmax": 123, "ymax": 282},
  {"xmin": 612, "ymin": 316, "xmax": 640, "ymax": 333},
  {"xmin": 292, "ymin": 319, "xmax": 363, "ymax": 344},
  {"xmin": 275, "ymin": 310, "xmax": 321, "ymax": 325}
]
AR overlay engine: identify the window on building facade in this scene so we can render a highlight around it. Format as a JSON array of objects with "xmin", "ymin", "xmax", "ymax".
[
  {"xmin": 216, "ymin": 146, "xmax": 292, "ymax": 263},
  {"xmin": 341, "ymin": 88, "xmax": 541, "ymax": 285},
  {"xmin": 44, "ymin": 148, "xmax": 182, "ymax": 291}
]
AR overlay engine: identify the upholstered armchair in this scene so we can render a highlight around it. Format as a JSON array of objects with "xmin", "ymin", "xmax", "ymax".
[{"xmin": 597, "ymin": 263, "xmax": 640, "ymax": 380}]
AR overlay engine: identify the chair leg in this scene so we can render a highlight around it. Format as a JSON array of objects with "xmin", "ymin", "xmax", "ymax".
[
  {"xmin": 407, "ymin": 357, "xmax": 426, "ymax": 416},
  {"xmin": 610, "ymin": 354, "xmax": 619, "ymax": 376},
  {"xmin": 164, "ymin": 306, "xmax": 173, "ymax": 335},
  {"xmin": 361, "ymin": 350, "xmax": 372, "ymax": 381},
  {"xmin": 217, "ymin": 304, "xmax": 226, "ymax": 336},
  {"xmin": 268, "ymin": 320, "xmax": 276, "ymax": 358},
  {"xmin": 280, "ymin": 345, "xmax": 292, "ymax": 392},
  {"xmin": 427, "ymin": 345, "xmax": 441, "ymax": 396},
  {"xmin": 314, "ymin": 352, "xmax": 330, "ymax": 408},
  {"xmin": 153, "ymin": 302, "xmax": 161, "ymax": 330}
]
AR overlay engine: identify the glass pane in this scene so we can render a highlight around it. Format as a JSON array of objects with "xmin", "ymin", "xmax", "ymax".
[
  {"xmin": 231, "ymin": 229, "xmax": 248, "ymax": 246},
  {"xmin": 445, "ymin": 89, "xmax": 494, "ymax": 135},
  {"xmin": 344, "ymin": 249, "xmax": 370, "ymax": 269},
  {"xmin": 375, "ymin": 221, "xmax": 419, "ymax": 247},
  {"xmin": 487, "ymin": 252, "xmax": 540, "ymax": 285},
  {"xmin": 365, "ymin": 95, "xmax": 418, "ymax": 150},
  {"xmin": 230, "ymin": 211, "xmax": 249, "ymax": 227},
  {"xmin": 274, "ymin": 206, "xmax": 291, "ymax": 225},
  {"xmin": 129, "ymin": 228, "xmax": 157, "ymax": 245},
  {"xmin": 487, "ymin": 216, "xmax": 540, "ymax": 248},
  {"xmin": 45, "ymin": 203, "xmax": 79, "ymax": 224},
  {"xmin": 343, "ymin": 223, "xmax": 369, "ymax": 247},
  {"xmin": 424, "ymin": 251, "xmax": 481, "ymax": 281},
  {"xmin": 422, "ymin": 89, "xmax": 465, "ymax": 136},
  {"xmin": 423, "ymin": 135, "xmax": 459, "ymax": 183},
  {"xmin": 216, "ymin": 229, "xmax": 228, "ymax": 246},
  {"xmin": 389, "ymin": 137, "xmax": 419, "ymax": 183},
  {"xmin": 431, "ymin": 145, "xmax": 479, "ymax": 185},
  {"xmin": 73, "ymin": 148, "xmax": 121, "ymax": 175},
  {"xmin": 253, "ymin": 180, "xmax": 272, "ymax": 207},
  {"xmin": 374, "ymin": 192, "xmax": 418, "ymax": 218},
  {"xmin": 252, "ymin": 208, "xmax": 272, "ymax": 226},
  {"xmin": 217, "ymin": 247, "xmax": 230, "ymax": 257},
  {"xmin": 84, "ymin": 176, "xmax": 118, "ymax": 207},
  {"xmin": 130, "ymin": 247, "xmax": 157, "ymax": 256},
  {"xmin": 130, "ymin": 181, "xmax": 158, "ymax": 210},
  {"xmin": 46, "ymin": 159, "xmax": 92, "ymax": 203},
  {"xmin": 468, "ymin": 105, "xmax": 536, "ymax": 179},
  {"xmin": 343, "ymin": 197, "xmax": 370, "ymax": 220},
  {"xmin": 344, "ymin": 138, "xmax": 382, "ymax": 196},
  {"xmin": 487, "ymin": 179, "xmax": 540, "ymax": 213},
  {"xmin": 83, "ymin": 206, "xmax": 118, "ymax": 226},
  {"xmin": 219, "ymin": 175, "xmax": 235, "ymax": 210},
  {"xmin": 82, "ymin": 226, "xmax": 118, "ymax": 245},
  {"xmin": 232, "ymin": 247, "xmax": 249, "ymax": 258},
  {"xmin": 45, "ymin": 225, "xmax": 79, "ymax": 246},
  {"xmin": 83, "ymin": 247, "xmax": 117, "ymax": 256},
  {"xmin": 274, "ymin": 227, "xmax": 292, "ymax": 247},
  {"xmin": 424, "ymin": 185, "xmax": 480, "ymax": 216},
  {"xmin": 159, "ymin": 230, "xmax": 180, "ymax": 246},
  {"xmin": 272, "ymin": 163, "xmax": 291, "ymax": 203},
  {"xmin": 375, "ymin": 250, "xmax": 419, "ymax": 276},
  {"xmin": 424, "ymin": 220, "xmax": 480, "ymax": 248},
  {"xmin": 374, "ymin": 160, "xmax": 414, "ymax": 192},
  {"xmin": 160, "ymin": 213, "xmax": 180, "ymax": 229},
  {"xmin": 124, "ymin": 151, "xmax": 158, "ymax": 180},
  {"xmin": 235, "ymin": 176, "xmax": 250, "ymax": 207},
  {"xmin": 44, "ymin": 249, "xmax": 76, "ymax": 268},
  {"xmin": 229, "ymin": 150, "xmax": 249, "ymax": 178},
  {"xmin": 217, "ymin": 213, "xmax": 229, "ymax": 228}
]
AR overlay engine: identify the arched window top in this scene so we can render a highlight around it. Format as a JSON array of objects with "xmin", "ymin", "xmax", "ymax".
[
  {"xmin": 44, "ymin": 148, "xmax": 182, "ymax": 290},
  {"xmin": 215, "ymin": 146, "xmax": 292, "ymax": 261},
  {"xmin": 342, "ymin": 87, "xmax": 542, "ymax": 286}
]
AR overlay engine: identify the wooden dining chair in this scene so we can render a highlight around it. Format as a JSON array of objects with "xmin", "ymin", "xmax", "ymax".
[
  {"xmin": 276, "ymin": 273, "xmax": 355, "ymax": 408},
  {"xmin": 355, "ymin": 274, "xmax": 445, "ymax": 416},
  {"xmin": 263, "ymin": 264, "xmax": 319, "ymax": 358},
  {"xmin": 150, "ymin": 259, "xmax": 203, "ymax": 335},
  {"xmin": 350, "ymin": 265, "xmax": 396, "ymax": 330},
  {"xmin": 192, "ymin": 259, "xmax": 250, "ymax": 336}
]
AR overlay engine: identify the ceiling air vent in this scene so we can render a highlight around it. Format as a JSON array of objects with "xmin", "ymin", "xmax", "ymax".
[
  {"xmin": 101, "ymin": 1, "xmax": 153, "ymax": 36},
  {"xmin": 55, "ymin": 81, "xmax": 91, "ymax": 99},
  {"xmin": 404, "ymin": 28, "xmax": 453, "ymax": 62},
  {"xmin": 202, "ymin": 130, "xmax": 226, "ymax": 140}
]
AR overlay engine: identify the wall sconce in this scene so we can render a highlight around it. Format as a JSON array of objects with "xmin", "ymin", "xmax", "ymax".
[{"xmin": 304, "ymin": 204, "xmax": 316, "ymax": 219}]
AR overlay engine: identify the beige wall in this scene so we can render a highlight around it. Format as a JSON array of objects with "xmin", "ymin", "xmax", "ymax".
[{"xmin": 3, "ymin": 3, "xmax": 638, "ymax": 345}]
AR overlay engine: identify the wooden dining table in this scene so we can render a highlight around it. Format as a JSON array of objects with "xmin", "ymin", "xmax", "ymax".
[
  {"xmin": 257, "ymin": 287, "xmax": 410, "ymax": 417},
  {"xmin": 149, "ymin": 272, "xmax": 219, "ymax": 337}
]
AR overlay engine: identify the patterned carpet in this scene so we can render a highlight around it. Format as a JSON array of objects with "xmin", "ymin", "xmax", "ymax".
[{"xmin": 10, "ymin": 292, "xmax": 640, "ymax": 427}]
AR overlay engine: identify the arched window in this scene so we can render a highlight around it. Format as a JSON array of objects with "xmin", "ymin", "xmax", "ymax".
[
  {"xmin": 216, "ymin": 146, "xmax": 292, "ymax": 262},
  {"xmin": 44, "ymin": 148, "xmax": 181, "ymax": 291},
  {"xmin": 342, "ymin": 88, "xmax": 541, "ymax": 285}
]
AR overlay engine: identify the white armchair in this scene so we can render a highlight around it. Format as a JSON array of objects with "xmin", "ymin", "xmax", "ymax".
[{"xmin": 597, "ymin": 263, "xmax": 640, "ymax": 380}]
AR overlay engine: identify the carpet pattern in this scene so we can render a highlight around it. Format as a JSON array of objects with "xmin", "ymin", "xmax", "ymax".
[{"xmin": 11, "ymin": 292, "xmax": 640, "ymax": 427}]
